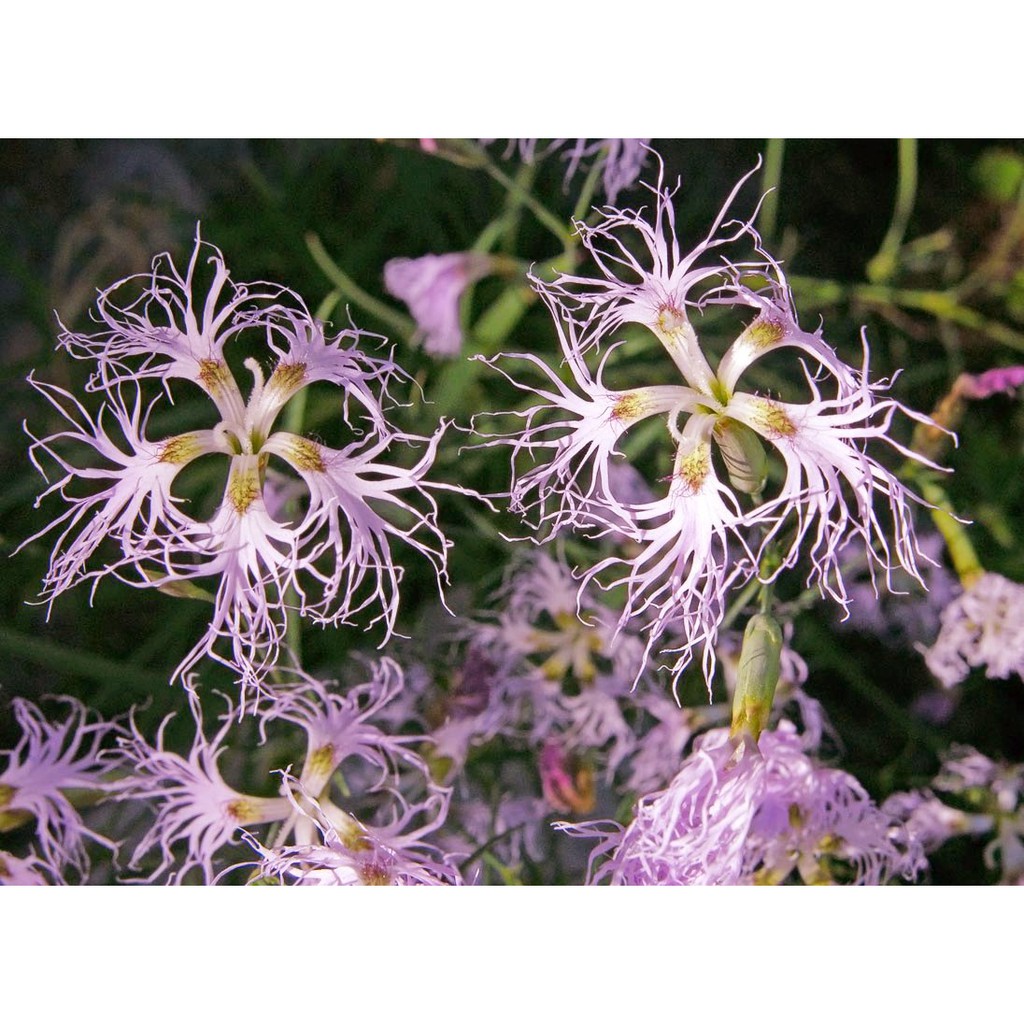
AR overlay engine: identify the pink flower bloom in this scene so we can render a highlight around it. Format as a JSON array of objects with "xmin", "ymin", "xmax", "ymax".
[
  {"xmin": 25, "ymin": 233, "xmax": 454, "ymax": 694},
  {"xmin": 483, "ymin": 159, "xmax": 937, "ymax": 691},
  {"xmin": 562, "ymin": 723, "xmax": 922, "ymax": 885},
  {"xmin": 0, "ymin": 697, "xmax": 121, "ymax": 879},
  {"xmin": 539, "ymin": 740, "xmax": 596, "ymax": 815},
  {"xmin": 259, "ymin": 658, "xmax": 429, "ymax": 798},
  {"xmin": 384, "ymin": 251, "xmax": 492, "ymax": 356},
  {"xmin": 116, "ymin": 691, "xmax": 291, "ymax": 884},
  {"xmin": 922, "ymin": 572, "xmax": 1024, "ymax": 687},
  {"xmin": 245, "ymin": 786, "xmax": 461, "ymax": 886}
]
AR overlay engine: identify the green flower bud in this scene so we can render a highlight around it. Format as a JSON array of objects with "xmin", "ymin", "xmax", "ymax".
[
  {"xmin": 730, "ymin": 612, "xmax": 783, "ymax": 741},
  {"xmin": 714, "ymin": 417, "xmax": 768, "ymax": 497}
]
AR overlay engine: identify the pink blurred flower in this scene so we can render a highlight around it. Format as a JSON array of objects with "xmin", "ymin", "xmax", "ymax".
[
  {"xmin": 384, "ymin": 251, "xmax": 492, "ymax": 356},
  {"xmin": 922, "ymin": 572, "xmax": 1024, "ymax": 687},
  {"xmin": 957, "ymin": 365, "xmax": 1024, "ymax": 399}
]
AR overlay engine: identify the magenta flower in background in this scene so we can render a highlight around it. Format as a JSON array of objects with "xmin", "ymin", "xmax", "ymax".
[
  {"xmin": 384, "ymin": 251, "xmax": 492, "ymax": 356},
  {"xmin": 0, "ymin": 697, "xmax": 121, "ymax": 881},
  {"xmin": 24, "ymin": 233, "xmax": 454, "ymax": 695}
]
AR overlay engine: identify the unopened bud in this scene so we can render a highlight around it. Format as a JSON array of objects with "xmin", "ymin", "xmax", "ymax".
[
  {"xmin": 714, "ymin": 417, "xmax": 768, "ymax": 497},
  {"xmin": 730, "ymin": 613, "xmax": 783, "ymax": 741}
]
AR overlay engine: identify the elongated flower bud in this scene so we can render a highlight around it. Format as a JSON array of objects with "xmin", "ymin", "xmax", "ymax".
[
  {"xmin": 713, "ymin": 417, "xmax": 768, "ymax": 497},
  {"xmin": 731, "ymin": 613, "xmax": 783, "ymax": 741}
]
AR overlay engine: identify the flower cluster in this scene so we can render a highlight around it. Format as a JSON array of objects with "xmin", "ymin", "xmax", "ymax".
[
  {"xmin": 113, "ymin": 659, "xmax": 459, "ymax": 885},
  {"xmin": 24, "ymin": 234, "xmax": 453, "ymax": 696},
  {"xmin": 481, "ymin": 161, "xmax": 937, "ymax": 691}
]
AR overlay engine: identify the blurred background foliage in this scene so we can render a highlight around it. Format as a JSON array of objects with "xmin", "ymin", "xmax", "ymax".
[{"xmin": 2, "ymin": 138, "xmax": 1023, "ymax": 883}]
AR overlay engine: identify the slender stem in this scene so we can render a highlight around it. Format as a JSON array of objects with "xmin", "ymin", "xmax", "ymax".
[
  {"xmin": 759, "ymin": 139, "xmax": 785, "ymax": 246},
  {"xmin": 916, "ymin": 477, "xmax": 984, "ymax": 587},
  {"xmin": 0, "ymin": 625, "xmax": 168, "ymax": 693},
  {"xmin": 720, "ymin": 575, "xmax": 763, "ymax": 631},
  {"xmin": 791, "ymin": 275, "xmax": 1024, "ymax": 354},
  {"xmin": 866, "ymin": 138, "xmax": 918, "ymax": 283},
  {"xmin": 482, "ymin": 160, "xmax": 571, "ymax": 244},
  {"xmin": 570, "ymin": 152, "xmax": 604, "ymax": 224},
  {"xmin": 314, "ymin": 288, "xmax": 344, "ymax": 324},
  {"xmin": 305, "ymin": 233, "xmax": 415, "ymax": 339}
]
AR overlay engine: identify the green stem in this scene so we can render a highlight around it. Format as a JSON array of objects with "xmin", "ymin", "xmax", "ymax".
[
  {"xmin": 916, "ymin": 477, "xmax": 984, "ymax": 586},
  {"xmin": 866, "ymin": 138, "xmax": 918, "ymax": 283},
  {"xmin": 0, "ymin": 625, "xmax": 168, "ymax": 693},
  {"xmin": 759, "ymin": 139, "xmax": 786, "ymax": 246},
  {"xmin": 570, "ymin": 151, "xmax": 605, "ymax": 224},
  {"xmin": 481, "ymin": 160, "xmax": 571, "ymax": 244},
  {"xmin": 305, "ymin": 233, "xmax": 415, "ymax": 339},
  {"xmin": 791, "ymin": 275, "xmax": 1024, "ymax": 354}
]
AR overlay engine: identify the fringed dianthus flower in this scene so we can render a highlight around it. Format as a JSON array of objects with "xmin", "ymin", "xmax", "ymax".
[
  {"xmin": 24, "ymin": 233, "xmax": 453, "ymax": 696},
  {"xmin": 480, "ymin": 157, "xmax": 939, "ymax": 691}
]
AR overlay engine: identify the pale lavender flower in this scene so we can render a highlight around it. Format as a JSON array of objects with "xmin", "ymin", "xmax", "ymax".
[
  {"xmin": 259, "ymin": 658, "xmax": 429, "ymax": 800},
  {"xmin": 0, "ymin": 696, "xmax": 121, "ymax": 879},
  {"xmin": 557, "ymin": 674, "xmax": 636, "ymax": 779},
  {"xmin": 25, "ymin": 233, "xmax": 453, "ymax": 694},
  {"xmin": 922, "ymin": 572, "xmax": 1024, "ymax": 687},
  {"xmin": 562, "ymin": 723, "xmax": 921, "ymax": 885},
  {"xmin": 557, "ymin": 139, "xmax": 651, "ymax": 203},
  {"xmin": 483, "ymin": 159, "xmax": 937, "ymax": 691},
  {"xmin": 117, "ymin": 691, "xmax": 291, "ymax": 883},
  {"xmin": 749, "ymin": 725, "xmax": 923, "ymax": 885},
  {"xmin": 623, "ymin": 691, "xmax": 709, "ymax": 796},
  {"xmin": 245, "ymin": 785, "xmax": 461, "ymax": 886},
  {"xmin": 890, "ymin": 746, "xmax": 1024, "ymax": 884},
  {"xmin": 453, "ymin": 793, "xmax": 550, "ymax": 871},
  {"xmin": 384, "ymin": 251, "xmax": 492, "ymax": 356},
  {"xmin": 882, "ymin": 790, "xmax": 991, "ymax": 852},
  {"xmin": 564, "ymin": 728, "xmax": 766, "ymax": 885}
]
